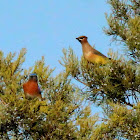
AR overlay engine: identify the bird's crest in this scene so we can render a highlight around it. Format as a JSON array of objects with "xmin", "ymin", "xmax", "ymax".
[
  {"xmin": 76, "ymin": 36, "xmax": 87, "ymax": 39},
  {"xmin": 76, "ymin": 36, "xmax": 88, "ymax": 42}
]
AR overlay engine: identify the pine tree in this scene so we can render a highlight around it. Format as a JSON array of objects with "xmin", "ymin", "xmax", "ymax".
[
  {"xmin": 0, "ymin": 0, "xmax": 139, "ymax": 139},
  {"xmin": 60, "ymin": 0, "xmax": 140, "ymax": 139},
  {"xmin": 0, "ymin": 49, "xmax": 98, "ymax": 139}
]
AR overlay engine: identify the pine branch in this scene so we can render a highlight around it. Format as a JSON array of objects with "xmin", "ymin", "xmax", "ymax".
[
  {"xmin": 123, "ymin": 100, "xmax": 133, "ymax": 107},
  {"xmin": 0, "ymin": 97, "xmax": 6, "ymax": 105},
  {"xmin": 74, "ymin": 77, "xmax": 89, "ymax": 87}
]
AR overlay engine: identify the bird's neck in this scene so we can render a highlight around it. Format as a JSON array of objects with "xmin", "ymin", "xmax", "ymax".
[{"xmin": 81, "ymin": 42, "xmax": 93, "ymax": 54}]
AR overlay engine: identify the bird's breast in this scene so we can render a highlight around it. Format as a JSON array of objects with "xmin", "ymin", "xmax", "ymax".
[
  {"xmin": 84, "ymin": 51, "xmax": 93, "ymax": 60},
  {"xmin": 23, "ymin": 81, "xmax": 40, "ymax": 95}
]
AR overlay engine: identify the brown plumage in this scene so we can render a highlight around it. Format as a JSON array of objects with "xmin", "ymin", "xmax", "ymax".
[{"xmin": 76, "ymin": 36, "xmax": 108, "ymax": 64}]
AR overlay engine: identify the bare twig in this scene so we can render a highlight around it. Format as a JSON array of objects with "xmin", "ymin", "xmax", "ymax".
[
  {"xmin": 74, "ymin": 77, "xmax": 89, "ymax": 87},
  {"xmin": 123, "ymin": 100, "xmax": 133, "ymax": 107},
  {"xmin": 0, "ymin": 97, "xmax": 7, "ymax": 105}
]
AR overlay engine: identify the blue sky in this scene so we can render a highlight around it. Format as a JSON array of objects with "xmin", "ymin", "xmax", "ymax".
[{"xmin": 0, "ymin": 0, "xmax": 121, "ymax": 73}]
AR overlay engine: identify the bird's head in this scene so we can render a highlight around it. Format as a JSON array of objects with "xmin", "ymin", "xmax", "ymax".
[
  {"xmin": 29, "ymin": 73, "xmax": 38, "ymax": 82},
  {"xmin": 76, "ymin": 36, "xmax": 88, "ymax": 43}
]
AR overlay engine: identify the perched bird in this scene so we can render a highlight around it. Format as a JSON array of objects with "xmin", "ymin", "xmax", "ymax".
[
  {"xmin": 23, "ymin": 73, "xmax": 43, "ymax": 100},
  {"xmin": 76, "ymin": 36, "xmax": 109, "ymax": 64}
]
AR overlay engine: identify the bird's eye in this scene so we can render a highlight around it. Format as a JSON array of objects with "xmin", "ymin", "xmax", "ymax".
[{"xmin": 79, "ymin": 37, "xmax": 84, "ymax": 40}]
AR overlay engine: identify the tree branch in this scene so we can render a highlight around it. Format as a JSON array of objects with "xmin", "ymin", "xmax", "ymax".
[
  {"xmin": 123, "ymin": 100, "xmax": 133, "ymax": 107},
  {"xmin": 74, "ymin": 77, "xmax": 89, "ymax": 87}
]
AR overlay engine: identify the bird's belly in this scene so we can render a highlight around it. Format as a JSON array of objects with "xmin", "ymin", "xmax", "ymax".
[
  {"xmin": 84, "ymin": 52, "xmax": 106, "ymax": 64},
  {"xmin": 25, "ymin": 87, "xmax": 39, "ymax": 95},
  {"xmin": 25, "ymin": 92, "xmax": 42, "ymax": 100},
  {"xmin": 26, "ymin": 93, "xmax": 35, "ymax": 97}
]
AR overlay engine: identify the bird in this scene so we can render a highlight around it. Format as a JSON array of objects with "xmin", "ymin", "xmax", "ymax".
[
  {"xmin": 76, "ymin": 36, "xmax": 109, "ymax": 64},
  {"xmin": 23, "ymin": 73, "xmax": 43, "ymax": 100}
]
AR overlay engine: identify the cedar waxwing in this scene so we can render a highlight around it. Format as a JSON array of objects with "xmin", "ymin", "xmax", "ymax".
[
  {"xmin": 23, "ymin": 73, "xmax": 43, "ymax": 100},
  {"xmin": 76, "ymin": 36, "xmax": 109, "ymax": 64}
]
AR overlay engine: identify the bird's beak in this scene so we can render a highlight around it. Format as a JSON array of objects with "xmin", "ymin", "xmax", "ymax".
[{"xmin": 76, "ymin": 38, "xmax": 81, "ymax": 42}]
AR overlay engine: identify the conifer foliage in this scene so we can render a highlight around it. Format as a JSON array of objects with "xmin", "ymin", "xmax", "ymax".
[
  {"xmin": 0, "ymin": 49, "xmax": 97, "ymax": 139},
  {"xmin": 61, "ymin": 0, "xmax": 140, "ymax": 107},
  {"xmin": 0, "ymin": 0, "xmax": 140, "ymax": 139},
  {"xmin": 60, "ymin": 0, "xmax": 140, "ymax": 139}
]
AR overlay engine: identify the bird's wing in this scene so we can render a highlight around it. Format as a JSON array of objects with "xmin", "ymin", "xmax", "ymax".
[
  {"xmin": 38, "ymin": 86, "xmax": 41, "ymax": 94},
  {"xmin": 92, "ymin": 48, "xmax": 107, "ymax": 58},
  {"xmin": 23, "ymin": 83, "xmax": 27, "ymax": 92}
]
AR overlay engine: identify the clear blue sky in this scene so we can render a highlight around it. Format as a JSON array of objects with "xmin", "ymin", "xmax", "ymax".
[
  {"xmin": 0, "ymin": 1, "xmax": 121, "ymax": 114},
  {"xmin": 0, "ymin": 0, "xmax": 121, "ymax": 73}
]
